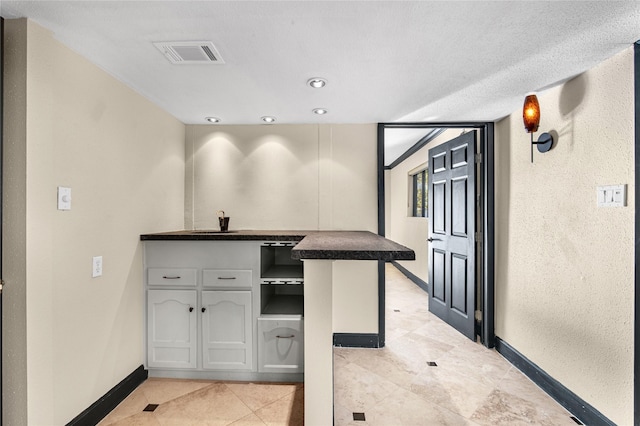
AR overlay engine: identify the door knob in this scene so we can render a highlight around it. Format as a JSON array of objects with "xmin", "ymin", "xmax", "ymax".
[{"xmin": 427, "ymin": 237, "xmax": 441, "ymax": 242}]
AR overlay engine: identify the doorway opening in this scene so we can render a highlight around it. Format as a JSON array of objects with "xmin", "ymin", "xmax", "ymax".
[{"xmin": 377, "ymin": 122, "xmax": 495, "ymax": 348}]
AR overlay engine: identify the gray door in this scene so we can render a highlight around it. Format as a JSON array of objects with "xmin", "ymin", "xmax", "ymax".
[{"xmin": 428, "ymin": 131, "xmax": 476, "ymax": 340}]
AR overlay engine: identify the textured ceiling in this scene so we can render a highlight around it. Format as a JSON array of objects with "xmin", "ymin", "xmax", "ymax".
[{"xmin": 2, "ymin": 1, "xmax": 640, "ymax": 126}]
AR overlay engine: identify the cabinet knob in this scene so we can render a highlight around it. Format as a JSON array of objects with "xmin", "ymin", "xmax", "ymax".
[
  {"xmin": 163, "ymin": 276, "xmax": 181, "ymax": 279},
  {"xmin": 276, "ymin": 335, "xmax": 295, "ymax": 339},
  {"xmin": 189, "ymin": 306, "xmax": 194, "ymax": 312},
  {"xmin": 201, "ymin": 307, "xmax": 206, "ymax": 313}
]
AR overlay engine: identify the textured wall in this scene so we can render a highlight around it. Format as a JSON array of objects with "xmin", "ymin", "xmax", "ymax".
[
  {"xmin": 3, "ymin": 19, "xmax": 185, "ymax": 424},
  {"xmin": 494, "ymin": 47, "xmax": 634, "ymax": 424}
]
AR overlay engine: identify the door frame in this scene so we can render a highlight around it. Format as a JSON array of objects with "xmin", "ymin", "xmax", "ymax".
[
  {"xmin": 1, "ymin": 16, "xmax": 5, "ymax": 425},
  {"xmin": 377, "ymin": 122, "xmax": 495, "ymax": 348},
  {"xmin": 633, "ymin": 41, "xmax": 639, "ymax": 426}
]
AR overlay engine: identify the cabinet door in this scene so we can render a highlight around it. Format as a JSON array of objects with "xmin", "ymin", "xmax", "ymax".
[
  {"xmin": 147, "ymin": 290, "xmax": 197, "ymax": 369},
  {"xmin": 202, "ymin": 291, "xmax": 253, "ymax": 370},
  {"xmin": 258, "ymin": 317, "xmax": 304, "ymax": 373}
]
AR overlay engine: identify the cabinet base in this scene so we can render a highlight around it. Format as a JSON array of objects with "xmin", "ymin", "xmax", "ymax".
[
  {"xmin": 148, "ymin": 369, "xmax": 303, "ymax": 383},
  {"xmin": 333, "ymin": 333, "xmax": 380, "ymax": 348}
]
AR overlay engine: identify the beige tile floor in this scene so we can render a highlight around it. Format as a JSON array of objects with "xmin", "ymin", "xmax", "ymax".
[
  {"xmin": 101, "ymin": 264, "xmax": 577, "ymax": 425},
  {"xmin": 98, "ymin": 379, "xmax": 304, "ymax": 425},
  {"xmin": 333, "ymin": 264, "xmax": 578, "ymax": 425}
]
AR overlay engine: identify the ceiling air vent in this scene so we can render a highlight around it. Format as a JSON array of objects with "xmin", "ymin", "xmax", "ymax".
[{"xmin": 153, "ymin": 41, "xmax": 224, "ymax": 64}]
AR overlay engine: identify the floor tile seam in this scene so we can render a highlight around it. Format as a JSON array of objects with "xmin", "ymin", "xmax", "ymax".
[
  {"xmin": 402, "ymin": 386, "xmax": 487, "ymax": 426},
  {"xmin": 340, "ymin": 360, "xmax": 411, "ymax": 404},
  {"xmin": 224, "ymin": 382, "xmax": 298, "ymax": 412},
  {"xmin": 100, "ymin": 410, "xmax": 155, "ymax": 426},
  {"xmin": 402, "ymin": 327, "xmax": 465, "ymax": 346},
  {"xmin": 367, "ymin": 383, "xmax": 478, "ymax": 425},
  {"xmin": 365, "ymin": 349, "xmax": 432, "ymax": 378},
  {"xmin": 107, "ymin": 392, "xmax": 153, "ymax": 422},
  {"xmin": 409, "ymin": 378, "xmax": 500, "ymax": 422},
  {"xmin": 236, "ymin": 412, "xmax": 269, "ymax": 425},
  {"xmin": 251, "ymin": 390, "xmax": 300, "ymax": 424},
  {"xmin": 348, "ymin": 352, "xmax": 430, "ymax": 393},
  {"xmin": 147, "ymin": 382, "xmax": 255, "ymax": 421},
  {"xmin": 423, "ymin": 364, "xmax": 506, "ymax": 391},
  {"xmin": 223, "ymin": 382, "xmax": 258, "ymax": 410},
  {"xmin": 413, "ymin": 362, "xmax": 499, "ymax": 393},
  {"xmin": 218, "ymin": 382, "xmax": 258, "ymax": 417},
  {"xmin": 494, "ymin": 363, "xmax": 517, "ymax": 383},
  {"xmin": 140, "ymin": 381, "xmax": 213, "ymax": 406}
]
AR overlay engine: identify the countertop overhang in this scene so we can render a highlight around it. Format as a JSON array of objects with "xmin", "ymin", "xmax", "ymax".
[
  {"xmin": 140, "ymin": 230, "xmax": 415, "ymax": 262},
  {"xmin": 290, "ymin": 231, "xmax": 415, "ymax": 261}
]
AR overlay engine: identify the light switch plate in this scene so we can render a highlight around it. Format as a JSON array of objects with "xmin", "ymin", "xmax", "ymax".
[
  {"xmin": 58, "ymin": 186, "xmax": 71, "ymax": 210},
  {"xmin": 597, "ymin": 184, "xmax": 626, "ymax": 207},
  {"xmin": 92, "ymin": 256, "xmax": 103, "ymax": 278}
]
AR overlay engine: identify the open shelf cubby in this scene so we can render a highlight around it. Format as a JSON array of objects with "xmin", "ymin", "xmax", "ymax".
[
  {"xmin": 260, "ymin": 245, "xmax": 303, "ymax": 280},
  {"xmin": 261, "ymin": 286, "xmax": 304, "ymax": 315},
  {"xmin": 260, "ymin": 243, "xmax": 304, "ymax": 316}
]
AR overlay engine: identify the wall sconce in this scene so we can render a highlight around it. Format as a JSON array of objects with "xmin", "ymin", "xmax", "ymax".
[{"xmin": 523, "ymin": 94, "xmax": 553, "ymax": 163}]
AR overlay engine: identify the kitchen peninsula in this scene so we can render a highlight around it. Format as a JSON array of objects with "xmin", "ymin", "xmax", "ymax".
[{"xmin": 140, "ymin": 230, "xmax": 415, "ymax": 425}]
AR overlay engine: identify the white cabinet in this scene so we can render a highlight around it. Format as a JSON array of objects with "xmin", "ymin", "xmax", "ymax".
[
  {"xmin": 143, "ymin": 240, "xmax": 304, "ymax": 381},
  {"xmin": 202, "ymin": 291, "xmax": 253, "ymax": 370},
  {"xmin": 147, "ymin": 290, "xmax": 197, "ymax": 369},
  {"xmin": 258, "ymin": 317, "xmax": 304, "ymax": 373}
]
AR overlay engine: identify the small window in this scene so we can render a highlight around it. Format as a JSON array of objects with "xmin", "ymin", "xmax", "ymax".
[{"xmin": 410, "ymin": 168, "xmax": 428, "ymax": 217}]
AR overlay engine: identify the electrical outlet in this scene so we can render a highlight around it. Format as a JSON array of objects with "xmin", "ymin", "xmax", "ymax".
[{"xmin": 92, "ymin": 256, "xmax": 103, "ymax": 278}]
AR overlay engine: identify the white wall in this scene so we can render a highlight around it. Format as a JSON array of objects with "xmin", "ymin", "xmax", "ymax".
[
  {"xmin": 3, "ymin": 19, "xmax": 185, "ymax": 425},
  {"xmin": 495, "ymin": 47, "xmax": 634, "ymax": 424},
  {"xmin": 185, "ymin": 124, "xmax": 379, "ymax": 333},
  {"xmin": 185, "ymin": 125, "xmax": 319, "ymax": 230}
]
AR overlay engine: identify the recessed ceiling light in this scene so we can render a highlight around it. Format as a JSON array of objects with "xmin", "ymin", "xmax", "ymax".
[
  {"xmin": 313, "ymin": 108, "xmax": 328, "ymax": 115},
  {"xmin": 205, "ymin": 116, "xmax": 221, "ymax": 123},
  {"xmin": 261, "ymin": 116, "xmax": 276, "ymax": 124},
  {"xmin": 307, "ymin": 78, "xmax": 327, "ymax": 88}
]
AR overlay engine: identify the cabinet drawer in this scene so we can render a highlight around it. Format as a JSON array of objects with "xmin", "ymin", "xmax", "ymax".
[
  {"xmin": 203, "ymin": 269, "xmax": 252, "ymax": 288},
  {"xmin": 258, "ymin": 317, "xmax": 304, "ymax": 373},
  {"xmin": 148, "ymin": 268, "xmax": 197, "ymax": 286}
]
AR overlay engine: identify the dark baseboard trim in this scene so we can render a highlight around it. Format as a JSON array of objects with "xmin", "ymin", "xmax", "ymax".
[
  {"xmin": 391, "ymin": 261, "xmax": 428, "ymax": 294},
  {"xmin": 333, "ymin": 333, "xmax": 380, "ymax": 348},
  {"xmin": 67, "ymin": 365, "xmax": 148, "ymax": 426},
  {"xmin": 495, "ymin": 338, "xmax": 614, "ymax": 426}
]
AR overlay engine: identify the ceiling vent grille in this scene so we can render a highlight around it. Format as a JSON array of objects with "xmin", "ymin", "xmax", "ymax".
[{"xmin": 153, "ymin": 41, "xmax": 224, "ymax": 64}]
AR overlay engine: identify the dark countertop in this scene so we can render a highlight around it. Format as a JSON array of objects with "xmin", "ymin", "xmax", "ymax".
[
  {"xmin": 290, "ymin": 231, "xmax": 415, "ymax": 261},
  {"xmin": 140, "ymin": 230, "xmax": 310, "ymax": 241},
  {"xmin": 140, "ymin": 230, "xmax": 415, "ymax": 262}
]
